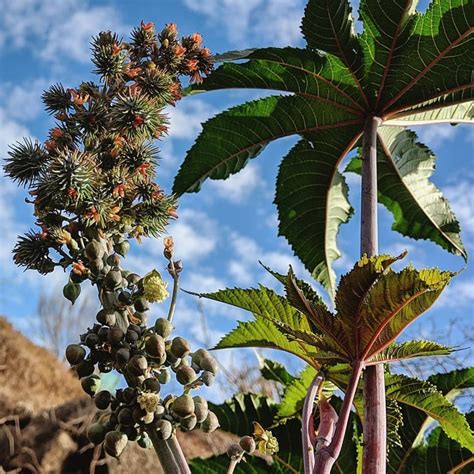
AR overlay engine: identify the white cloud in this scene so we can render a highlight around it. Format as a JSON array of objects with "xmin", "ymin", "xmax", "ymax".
[
  {"xmin": 437, "ymin": 279, "xmax": 474, "ymax": 309},
  {"xmin": 0, "ymin": 79, "xmax": 48, "ymax": 122},
  {"xmin": 416, "ymin": 124, "xmax": 459, "ymax": 148},
  {"xmin": 444, "ymin": 180, "xmax": 474, "ymax": 236},
  {"xmin": 0, "ymin": 0, "xmax": 128, "ymax": 64},
  {"xmin": 182, "ymin": 0, "xmax": 304, "ymax": 46},
  {"xmin": 208, "ymin": 163, "xmax": 264, "ymax": 204}
]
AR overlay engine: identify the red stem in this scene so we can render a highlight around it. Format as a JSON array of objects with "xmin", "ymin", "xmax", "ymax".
[
  {"xmin": 302, "ymin": 372, "xmax": 324, "ymax": 473},
  {"xmin": 314, "ymin": 361, "xmax": 364, "ymax": 474}
]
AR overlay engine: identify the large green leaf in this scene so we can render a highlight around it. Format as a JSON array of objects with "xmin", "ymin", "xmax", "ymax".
[
  {"xmin": 346, "ymin": 126, "xmax": 466, "ymax": 259},
  {"xmin": 367, "ymin": 340, "xmax": 453, "ymax": 364},
  {"xmin": 379, "ymin": 0, "xmax": 474, "ymax": 114},
  {"xmin": 388, "ymin": 369, "xmax": 474, "ymax": 473},
  {"xmin": 190, "ymin": 455, "xmax": 272, "ymax": 473},
  {"xmin": 386, "ymin": 373, "xmax": 474, "ymax": 451},
  {"xmin": 260, "ymin": 358, "xmax": 296, "ymax": 386},
  {"xmin": 172, "ymin": 95, "xmax": 361, "ymax": 195},
  {"xmin": 275, "ymin": 127, "xmax": 359, "ymax": 298}
]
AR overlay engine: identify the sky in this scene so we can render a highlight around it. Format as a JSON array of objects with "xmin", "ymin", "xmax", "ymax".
[{"xmin": 0, "ymin": 0, "xmax": 473, "ymax": 398}]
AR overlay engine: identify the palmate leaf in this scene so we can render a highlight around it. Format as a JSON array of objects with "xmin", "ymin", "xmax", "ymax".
[
  {"xmin": 388, "ymin": 368, "xmax": 474, "ymax": 473},
  {"xmin": 260, "ymin": 358, "xmax": 296, "ymax": 386},
  {"xmin": 172, "ymin": 94, "xmax": 362, "ymax": 194},
  {"xmin": 346, "ymin": 126, "xmax": 466, "ymax": 259},
  {"xmin": 275, "ymin": 127, "xmax": 358, "ymax": 298}
]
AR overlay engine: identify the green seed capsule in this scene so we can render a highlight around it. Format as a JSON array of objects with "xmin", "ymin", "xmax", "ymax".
[
  {"xmin": 158, "ymin": 368, "xmax": 171, "ymax": 384},
  {"xmin": 154, "ymin": 318, "xmax": 173, "ymax": 338},
  {"xmin": 134, "ymin": 297, "xmax": 150, "ymax": 312},
  {"xmin": 199, "ymin": 356, "xmax": 219, "ymax": 375},
  {"xmin": 95, "ymin": 390, "xmax": 112, "ymax": 410},
  {"xmin": 201, "ymin": 371, "xmax": 215, "ymax": 387},
  {"xmin": 96, "ymin": 308, "xmax": 116, "ymax": 326},
  {"xmin": 75, "ymin": 359, "xmax": 95, "ymax": 378},
  {"xmin": 172, "ymin": 394, "xmax": 194, "ymax": 418},
  {"xmin": 143, "ymin": 377, "xmax": 160, "ymax": 393},
  {"xmin": 191, "ymin": 348, "xmax": 211, "ymax": 366},
  {"xmin": 87, "ymin": 422, "xmax": 107, "ymax": 445},
  {"xmin": 105, "ymin": 269, "xmax": 123, "ymax": 290},
  {"xmin": 145, "ymin": 334, "xmax": 166, "ymax": 358},
  {"xmin": 65, "ymin": 344, "xmax": 86, "ymax": 365},
  {"xmin": 81, "ymin": 374, "xmax": 101, "ymax": 396},
  {"xmin": 180, "ymin": 414, "xmax": 197, "ymax": 431},
  {"xmin": 170, "ymin": 337, "xmax": 190, "ymax": 358},
  {"xmin": 156, "ymin": 419, "xmax": 173, "ymax": 440},
  {"xmin": 201, "ymin": 411, "xmax": 219, "ymax": 433},
  {"xmin": 104, "ymin": 430, "xmax": 128, "ymax": 458},
  {"xmin": 128, "ymin": 355, "xmax": 148, "ymax": 376},
  {"xmin": 239, "ymin": 436, "xmax": 256, "ymax": 454},
  {"xmin": 176, "ymin": 366, "xmax": 197, "ymax": 385},
  {"xmin": 193, "ymin": 396, "xmax": 209, "ymax": 423},
  {"xmin": 85, "ymin": 240, "xmax": 104, "ymax": 261},
  {"xmin": 118, "ymin": 407, "xmax": 134, "ymax": 426},
  {"xmin": 227, "ymin": 443, "xmax": 244, "ymax": 459}
]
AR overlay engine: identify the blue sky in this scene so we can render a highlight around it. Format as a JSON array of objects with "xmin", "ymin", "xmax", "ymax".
[{"xmin": 0, "ymin": 0, "xmax": 473, "ymax": 394}]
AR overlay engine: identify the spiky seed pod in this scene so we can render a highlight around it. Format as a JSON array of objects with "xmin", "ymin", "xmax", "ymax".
[
  {"xmin": 199, "ymin": 356, "xmax": 218, "ymax": 375},
  {"xmin": 105, "ymin": 269, "xmax": 123, "ymax": 290},
  {"xmin": 193, "ymin": 396, "xmax": 209, "ymax": 423},
  {"xmin": 65, "ymin": 344, "xmax": 86, "ymax": 365},
  {"xmin": 201, "ymin": 411, "xmax": 219, "ymax": 433},
  {"xmin": 172, "ymin": 394, "xmax": 194, "ymax": 418},
  {"xmin": 118, "ymin": 407, "xmax": 134, "ymax": 426},
  {"xmin": 145, "ymin": 334, "xmax": 166, "ymax": 358},
  {"xmin": 42, "ymin": 84, "xmax": 71, "ymax": 115},
  {"xmin": 96, "ymin": 308, "xmax": 116, "ymax": 326},
  {"xmin": 158, "ymin": 368, "xmax": 171, "ymax": 384},
  {"xmin": 239, "ymin": 436, "xmax": 256, "ymax": 454},
  {"xmin": 176, "ymin": 366, "xmax": 197, "ymax": 385},
  {"xmin": 87, "ymin": 422, "xmax": 107, "ymax": 445},
  {"xmin": 95, "ymin": 390, "xmax": 112, "ymax": 410},
  {"xmin": 180, "ymin": 414, "xmax": 197, "ymax": 431},
  {"xmin": 12, "ymin": 232, "xmax": 55, "ymax": 275},
  {"xmin": 81, "ymin": 374, "xmax": 101, "ymax": 396},
  {"xmin": 128, "ymin": 355, "xmax": 148, "ymax": 376},
  {"xmin": 154, "ymin": 317, "xmax": 173, "ymax": 338},
  {"xmin": 115, "ymin": 347, "xmax": 131, "ymax": 365},
  {"xmin": 75, "ymin": 359, "xmax": 95, "ymax": 378},
  {"xmin": 5, "ymin": 139, "xmax": 49, "ymax": 186},
  {"xmin": 201, "ymin": 371, "xmax": 215, "ymax": 387},
  {"xmin": 104, "ymin": 430, "xmax": 128, "ymax": 458},
  {"xmin": 227, "ymin": 443, "xmax": 244, "ymax": 459},
  {"xmin": 108, "ymin": 326, "xmax": 125, "ymax": 345},
  {"xmin": 191, "ymin": 348, "xmax": 211, "ymax": 366},
  {"xmin": 156, "ymin": 419, "xmax": 173, "ymax": 440},
  {"xmin": 143, "ymin": 377, "xmax": 160, "ymax": 393},
  {"xmin": 170, "ymin": 337, "xmax": 190, "ymax": 358}
]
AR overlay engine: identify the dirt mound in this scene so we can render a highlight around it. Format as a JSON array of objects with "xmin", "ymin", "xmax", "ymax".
[{"xmin": 0, "ymin": 317, "xmax": 232, "ymax": 473}]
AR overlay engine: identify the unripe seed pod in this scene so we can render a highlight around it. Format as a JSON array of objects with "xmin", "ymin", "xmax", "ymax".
[
  {"xmin": 158, "ymin": 368, "xmax": 171, "ymax": 384},
  {"xmin": 191, "ymin": 349, "xmax": 211, "ymax": 366},
  {"xmin": 125, "ymin": 329, "xmax": 139, "ymax": 344},
  {"xmin": 201, "ymin": 371, "xmax": 215, "ymax": 387},
  {"xmin": 176, "ymin": 366, "xmax": 197, "ymax": 385},
  {"xmin": 105, "ymin": 269, "xmax": 123, "ymax": 290},
  {"xmin": 172, "ymin": 394, "xmax": 194, "ymax": 418},
  {"xmin": 106, "ymin": 254, "xmax": 121, "ymax": 267},
  {"xmin": 75, "ymin": 359, "xmax": 95, "ymax": 377},
  {"xmin": 118, "ymin": 407, "xmax": 134, "ymax": 426},
  {"xmin": 170, "ymin": 337, "xmax": 190, "ymax": 358},
  {"xmin": 143, "ymin": 377, "xmax": 160, "ymax": 393},
  {"xmin": 199, "ymin": 356, "xmax": 218, "ymax": 375},
  {"xmin": 227, "ymin": 443, "xmax": 244, "ymax": 459},
  {"xmin": 129, "ymin": 323, "xmax": 142, "ymax": 334},
  {"xmin": 145, "ymin": 334, "xmax": 166, "ymax": 358},
  {"xmin": 95, "ymin": 390, "xmax": 112, "ymax": 410},
  {"xmin": 201, "ymin": 411, "xmax": 220, "ymax": 433},
  {"xmin": 156, "ymin": 419, "xmax": 173, "ymax": 440},
  {"xmin": 122, "ymin": 425, "xmax": 139, "ymax": 442},
  {"xmin": 118, "ymin": 290, "xmax": 132, "ymax": 305},
  {"xmin": 96, "ymin": 308, "xmax": 116, "ymax": 326},
  {"xmin": 104, "ymin": 430, "xmax": 128, "ymax": 458},
  {"xmin": 115, "ymin": 348, "xmax": 130, "ymax": 365},
  {"xmin": 87, "ymin": 422, "xmax": 107, "ymax": 445},
  {"xmin": 154, "ymin": 318, "xmax": 173, "ymax": 338},
  {"xmin": 193, "ymin": 396, "xmax": 209, "ymax": 423},
  {"xmin": 101, "ymin": 291, "xmax": 117, "ymax": 309},
  {"xmin": 180, "ymin": 414, "xmax": 197, "ymax": 431},
  {"xmin": 63, "ymin": 281, "xmax": 81, "ymax": 304},
  {"xmin": 85, "ymin": 240, "xmax": 104, "ymax": 260},
  {"xmin": 134, "ymin": 297, "xmax": 150, "ymax": 312},
  {"xmin": 89, "ymin": 258, "xmax": 104, "ymax": 274},
  {"xmin": 138, "ymin": 433, "xmax": 153, "ymax": 449},
  {"xmin": 239, "ymin": 436, "xmax": 256, "ymax": 454},
  {"xmin": 108, "ymin": 327, "xmax": 125, "ymax": 345},
  {"xmin": 98, "ymin": 326, "xmax": 110, "ymax": 341},
  {"xmin": 127, "ymin": 273, "xmax": 141, "ymax": 286},
  {"xmin": 128, "ymin": 355, "xmax": 148, "ymax": 376},
  {"xmin": 132, "ymin": 406, "xmax": 148, "ymax": 423},
  {"xmin": 85, "ymin": 333, "xmax": 99, "ymax": 348},
  {"xmin": 81, "ymin": 374, "xmax": 101, "ymax": 396},
  {"xmin": 115, "ymin": 240, "xmax": 130, "ymax": 256},
  {"xmin": 123, "ymin": 387, "xmax": 136, "ymax": 404},
  {"xmin": 65, "ymin": 344, "xmax": 86, "ymax": 365}
]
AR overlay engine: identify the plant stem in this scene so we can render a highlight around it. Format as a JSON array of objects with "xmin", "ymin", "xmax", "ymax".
[
  {"xmin": 146, "ymin": 429, "xmax": 191, "ymax": 474},
  {"xmin": 302, "ymin": 371, "xmax": 324, "ymax": 473},
  {"xmin": 167, "ymin": 260, "xmax": 179, "ymax": 323},
  {"xmin": 314, "ymin": 361, "xmax": 363, "ymax": 474},
  {"xmin": 361, "ymin": 115, "xmax": 386, "ymax": 474}
]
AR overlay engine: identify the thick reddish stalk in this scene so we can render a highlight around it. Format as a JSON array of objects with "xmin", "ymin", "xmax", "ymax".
[
  {"xmin": 361, "ymin": 116, "xmax": 386, "ymax": 474},
  {"xmin": 314, "ymin": 361, "xmax": 364, "ymax": 474}
]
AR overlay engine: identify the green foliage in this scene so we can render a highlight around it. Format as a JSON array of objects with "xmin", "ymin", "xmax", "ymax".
[
  {"xmin": 346, "ymin": 127, "xmax": 466, "ymax": 259},
  {"xmin": 260, "ymin": 358, "xmax": 296, "ymax": 386},
  {"xmin": 173, "ymin": 0, "xmax": 472, "ymax": 294}
]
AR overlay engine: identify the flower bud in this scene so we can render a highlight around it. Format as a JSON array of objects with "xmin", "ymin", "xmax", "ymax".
[
  {"xmin": 143, "ymin": 377, "xmax": 161, "ymax": 393},
  {"xmin": 118, "ymin": 407, "xmax": 134, "ymax": 426},
  {"xmin": 96, "ymin": 308, "xmax": 116, "ymax": 326},
  {"xmin": 191, "ymin": 348, "xmax": 210, "ymax": 366},
  {"xmin": 134, "ymin": 297, "xmax": 150, "ymax": 312},
  {"xmin": 75, "ymin": 359, "xmax": 95, "ymax": 377},
  {"xmin": 105, "ymin": 269, "xmax": 123, "ymax": 290},
  {"xmin": 108, "ymin": 326, "xmax": 125, "ymax": 345},
  {"xmin": 85, "ymin": 240, "xmax": 105, "ymax": 260},
  {"xmin": 239, "ymin": 436, "xmax": 256, "ymax": 454},
  {"xmin": 158, "ymin": 368, "xmax": 171, "ymax": 384},
  {"xmin": 227, "ymin": 443, "xmax": 244, "ymax": 459}
]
